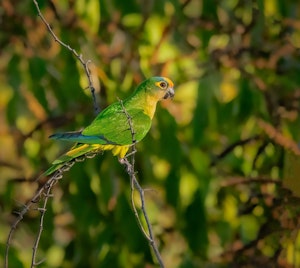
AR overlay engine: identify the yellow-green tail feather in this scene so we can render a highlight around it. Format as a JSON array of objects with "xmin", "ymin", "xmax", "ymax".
[{"xmin": 44, "ymin": 144, "xmax": 130, "ymax": 176}]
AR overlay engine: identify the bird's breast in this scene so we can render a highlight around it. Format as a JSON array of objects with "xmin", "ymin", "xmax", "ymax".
[{"xmin": 142, "ymin": 95, "xmax": 159, "ymax": 119}]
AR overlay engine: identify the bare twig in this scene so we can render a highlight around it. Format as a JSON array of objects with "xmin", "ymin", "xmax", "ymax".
[
  {"xmin": 258, "ymin": 118, "xmax": 300, "ymax": 155},
  {"xmin": 210, "ymin": 135, "xmax": 261, "ymax": 167},
  {"xmin": 5, "ymin": 172, "xmax": 62, "ymax": 268},
  {"xmin": 220, "ymin": 176, "xmax": 282, "ymax": 187},
  {"xmin": 32, "ymin": 0, "xmax": 100, "ymax": 114},
  {"xmin": 5, "ymin": 154, "xmax": 100, "ymax": 267},
  {"xmin": 118, "ymin": 99, "xmax": 165, "ymax": 268},
  {"xmin": 31, "ymin": 176, "xmax": 58, "ymax": 267}
]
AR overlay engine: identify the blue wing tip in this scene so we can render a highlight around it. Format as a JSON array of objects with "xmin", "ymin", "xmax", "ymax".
[
  {"xmin": 49, "ymin": 133, "xmax": 61, "ymax": 139},
  {"xmin": 49, "ymin": 131, "xmax": 83, "ymax": 140}
]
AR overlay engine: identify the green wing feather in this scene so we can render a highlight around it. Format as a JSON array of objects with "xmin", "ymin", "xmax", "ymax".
[
  {"xmin": 49, "ymin": 107, "xmax": 151, "ymax": 145},
  {"xmin": 44, "ymin": 107, "xmax": 151, "ymax": 176},
  {"xmin": 82, "ymin": 103, "xmax": 152, "ymax": 145}
]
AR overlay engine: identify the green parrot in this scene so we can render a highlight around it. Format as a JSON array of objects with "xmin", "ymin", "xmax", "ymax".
[{"xmin": 44, "ymin": 76, "xmax": 174, "ymax": 176}]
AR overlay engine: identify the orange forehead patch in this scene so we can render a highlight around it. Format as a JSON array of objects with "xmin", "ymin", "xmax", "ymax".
[{"xmin": 163, "ymin": 77, "xmax": 174, "ymax": 88}]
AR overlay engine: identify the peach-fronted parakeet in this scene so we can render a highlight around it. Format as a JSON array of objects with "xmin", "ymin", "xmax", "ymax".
[{"xmin": 44, "ymin": 76, "xmax": 174, "ymax": 175}]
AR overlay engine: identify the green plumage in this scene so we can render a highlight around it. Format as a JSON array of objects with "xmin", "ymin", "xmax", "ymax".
[
  {"xmin": 45, "ymin": 76, "xmax": 174, "ymax": 176},
  {"xmin": 82, "ymin": 106, "xmax": 152, "ymax": 144}
]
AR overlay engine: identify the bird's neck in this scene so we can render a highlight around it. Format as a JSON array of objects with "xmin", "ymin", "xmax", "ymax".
[
  {"xmin": 142, "ymin": 95, "xmax": 159, "ymax": 119},
  {"xmin": 126, "ymin": 92, "xmax": 159, "ymax": 119}
]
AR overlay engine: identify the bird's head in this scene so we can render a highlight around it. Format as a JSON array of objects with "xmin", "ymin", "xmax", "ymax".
[
  {"xmin": 143, "ymin": 76, "xmax": 175, "ymax": 101},
  {"xmin": 130, "ymin": 76, "xmax": 175, "ymax": 119}
]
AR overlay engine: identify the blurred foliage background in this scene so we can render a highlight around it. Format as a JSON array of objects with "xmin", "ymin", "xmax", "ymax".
[{"xmin": 1, "ymin": 0, "xmax": 300, "ymax": 267}]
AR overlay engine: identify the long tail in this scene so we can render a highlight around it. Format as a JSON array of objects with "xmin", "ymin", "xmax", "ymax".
[
  {"xmin": 49, "ymin": 131, "xmax": 113, "ymax": 145},
  {"xmin": 44, "ymin": 143, "xmax": 103, "ymax": 176}
]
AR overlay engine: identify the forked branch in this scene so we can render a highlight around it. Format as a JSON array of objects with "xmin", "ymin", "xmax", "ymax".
[
  {"xmin": 5, "ymin": 171, "xmax": 62, "ymax": 268},
  {"xmin": 118, "ymin": 99, "xmax": 165, "ymax": 268},
  {"xmin": 5, "ymin": 154, "xmax": 102, "ymax": 267}
]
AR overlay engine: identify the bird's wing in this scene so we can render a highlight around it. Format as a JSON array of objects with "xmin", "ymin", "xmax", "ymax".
[{"xmin": 82, "ymin": 104, "xmax": 152, "ymax": 145}]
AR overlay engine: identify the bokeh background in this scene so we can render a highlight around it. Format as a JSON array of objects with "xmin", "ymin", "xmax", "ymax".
[{"xmin": 1, "ymin": 0, "xmax": 300, "ymax": 267}]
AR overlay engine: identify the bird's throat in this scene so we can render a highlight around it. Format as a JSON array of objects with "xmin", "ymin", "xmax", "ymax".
[{"xmin": 143, "ymin": 95, "xmax": 159, "ymax": 119}]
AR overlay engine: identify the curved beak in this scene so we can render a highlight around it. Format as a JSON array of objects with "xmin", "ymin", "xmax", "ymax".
[{"xmin": 163, "ymin": 87, "xmax": 175, "ymax": 99}]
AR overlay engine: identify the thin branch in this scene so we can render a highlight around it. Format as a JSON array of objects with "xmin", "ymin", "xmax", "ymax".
[
  {"xmin": 252, "ymin": 141, "xmax": 268, "ymax": 170},
  {"xmin": 220, "ymin": 176, "xmax": 282, "ymax": 187},
  {"xmin": 257, "ymin": 118, "xmax": 300, "ymax": 156},
  {"xmin": 31, "ymin": 176, "xmax": 58, "ymax": 267},
  {"xmin": 210, "ymin": 135, "xmax": 261, "ymax": 167},
  {"xmin": 5, "ymin": 172, "xmax": 62, "ymax": 268},
  {"xmin": 118, "ymin": 99, "xmax": 165, "ymax": 268},
  {"xmin": 32, "ymin": 0, "xmax": 100, "ymax": 114},
  {"xmin": 5, "ymin": 153, "xmax": 100, "ymax": 267}
]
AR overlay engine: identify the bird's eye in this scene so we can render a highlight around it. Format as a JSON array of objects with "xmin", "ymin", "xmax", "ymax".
[{"xmin": 159, "ymin": 81, "xmax": 168, "ymax": 89}]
